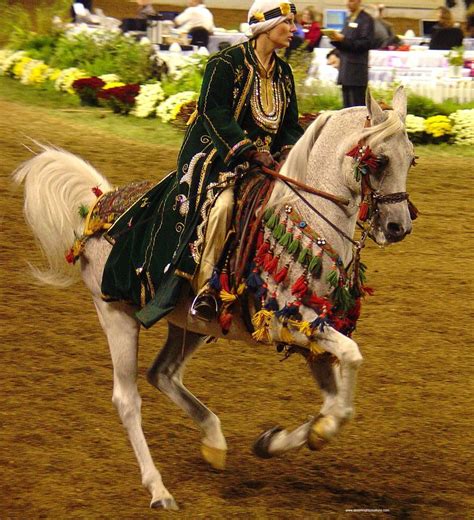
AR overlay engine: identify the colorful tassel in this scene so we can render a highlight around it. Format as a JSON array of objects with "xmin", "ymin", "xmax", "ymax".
[
  {"xmin": 358, "ymin": 200, "xmax": 369, "ymax": 221},
  {"xmin": 265, "ymin": 295, "xmax": 279, "ymax": 311},
  {"xmin": 256, "ymin": 239, "xmax": 270, "ymax": 258},
  {"xmin": 288, "ymin": 237, "xmax": 301, "ymax": 255},
  {"xmin": 78, "ymin": 204, "xmax": 89, "ymax": 218},
  {"xmin": 251, "ymin": 309, "xmax": 272, "ymax": 330},
  {"xmin": 272, "ymin": 222, "xmax": 285, "ymax": 240},
  {"xmin": 266, "ymin": 212, "xmax": 278, "ymax": 229},
  {"xmin": 237, "ymin": 282, "xmax": 246, "ymax": 295},
  {"xmin": 256, "ymin": 282, "xmax": 268, "ymax": 299},
  {"xmin": 280, "ymin": 325, "xmax": 294, "ymax": 344},
  {"xmin": 278, "ymin": 230, "xmax": 293, "ymax": 247},
  {"xmin": 219, "ymin": 308, "xmax": 233, "ymax": 334},
  {"xmin": 326, "ymin": 267, "xmax": 339, "ymax": 287},
  {"xmin": 275, "ymin": 303, "xmax": 300, "ymax": 319},
  {"xmin": 297, "ymin": 247, "xmax": 311, "ymax": 265},
  {"xmin": 220, "ymin": 270, "xmax": 230, "ymax": 293},
  {"xmin": 220, "ymin": 290, "xmax": 237, "ymax": 303},
  {"xmin": 273, "ymin": 264, "xmax": 289, "ymax": 283},
  {"xmin": 311, "ymin": 314, "xmax": 331, "ymax": 333},
  {"xmin": 264, "ymin": 254, "xmax": 279, "ymax": 274},
  {"xmin": 291, "ymin": 274, "xmax": 309, "ymax": 298},
  {"xmin": 209, "ymin": 269, "xmax": 221, "ymax": 291},
  {"xmin": 263, "ymin": 207, "xmax": 274, "ymax": 222},
  {"xmin": 308, "ymin": 254, "xmax": 323, "ymax": 278},
  {"xmin": 246, "ymin": 269, "xmax": 264, "ymax": 291},
  {"xmin": 92, "ymin": 186, "xmax": 103, "ymax": 197}
]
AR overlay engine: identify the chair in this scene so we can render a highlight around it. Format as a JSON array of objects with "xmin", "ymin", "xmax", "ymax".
[{"xmin": 189, "ymin": 27, "xmax": 210, "ymax": 48}]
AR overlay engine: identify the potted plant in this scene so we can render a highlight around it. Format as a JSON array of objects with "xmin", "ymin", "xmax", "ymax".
[{"xmin": 446, "ymin": 46, "xmax": 465, "ymax": 77}]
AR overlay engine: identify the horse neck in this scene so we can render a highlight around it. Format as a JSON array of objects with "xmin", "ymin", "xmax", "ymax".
[{"xmin": 294, "ymin": 108, "xmax": 367, "ymax": 265}]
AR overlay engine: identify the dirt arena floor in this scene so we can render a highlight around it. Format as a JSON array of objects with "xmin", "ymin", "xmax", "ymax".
[{"xmin": 1, "ymin": 96, "xmax": 473, "ymax": 519}]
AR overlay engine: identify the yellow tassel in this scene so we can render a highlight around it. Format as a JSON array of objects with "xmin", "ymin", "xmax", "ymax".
[
  {"xmin": 220, "ymin": 290, "xmax": 237, "ymax": 303},
  {"xmin": 280, "ymin": 325, "xmax": 294, "ymax": 344},
  {"xmin": 308, "ymin": 341, "xmax": 325, "ymax": 355},
  {"xmin": 289, "ymin": 319, "xmax": 312, "ymax": 337},
  {"xmin": 252, "ymin": 326, "xmax": 271, "ymax": 344},
  {"xmin": 252, "ymin": 309, "xmax": 272, "ymax": 330},
  {"xmin": 237, "ymin": 283, "xmax": 246, "ymax": 295},
  {"xmin": 186, "ymin": 109, "xmax": 198, "ymax": 126}
]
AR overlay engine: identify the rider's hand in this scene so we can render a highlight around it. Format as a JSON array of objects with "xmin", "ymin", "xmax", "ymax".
[{"xmin": 245, "ymin": 149, "xmax": 275, "ymax": 169}]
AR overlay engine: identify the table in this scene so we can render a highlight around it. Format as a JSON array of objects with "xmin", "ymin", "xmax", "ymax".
[{"xmin": 207, "ymin": 31, "xmax": 246, "ymax": 54}]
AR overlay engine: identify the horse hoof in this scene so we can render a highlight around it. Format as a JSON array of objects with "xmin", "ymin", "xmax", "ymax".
[
  {"xmin": 201, "ymin": 443, "xmax": 227, "ymax": 470},
  {"xmin": 150, "ymin": 497, "xmax": 179, "ymax": 511},
  {"xmin": 253, "ymin": 426, "xmax": 283, "ymax": 459},
  {"xmin": 307, "ymin": 415, "xmax": 336, "ymax": 451}
]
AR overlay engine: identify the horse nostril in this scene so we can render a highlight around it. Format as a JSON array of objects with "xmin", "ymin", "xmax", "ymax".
[{"xmin": 387, "ymin": 222, "xmax": 403, "ymax": 236}]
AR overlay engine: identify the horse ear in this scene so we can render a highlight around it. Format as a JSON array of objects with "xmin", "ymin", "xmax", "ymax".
[
  {"xmin": 365, "ymin": 88, "xmax": 385, "ymax": 124},
  {"xmin": 392, "ymin": 85, "xmax": 407, "ymax": 122}
]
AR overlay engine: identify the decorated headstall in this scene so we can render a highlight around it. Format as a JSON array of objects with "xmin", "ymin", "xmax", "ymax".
[{"xmin": 346, "ymin": 118, "xmax": 418, "ymax": 223}]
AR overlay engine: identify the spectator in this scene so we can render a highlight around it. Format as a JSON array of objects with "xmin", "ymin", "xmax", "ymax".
[
  {"xmin": 368, "ymin": 3, "xmax": 401, "ymax": 48},
  {"xmin": 71, "ymin": 1, "xmax": 93, "ymax": 23},
  {"xmin": 429, "ymin": 6, "xmax": 464, "ymax": 50},
  {"xmin": 328, "ymin": 0, "xmax": 374, "ymax": 108},
  {"xmin": 174, "ymin": 0, "xmax": 215, "ymax": 46},
  {"xmin": 301, "ymin": 6, "xmax": 322, "ymax": 51},
  {"xmin": 327, "ymin": 48, "xmax": 341, "ymax": 69},
  {"xmin": 136, "ymin": 0, "xmax": 157, "ymax": 19}
]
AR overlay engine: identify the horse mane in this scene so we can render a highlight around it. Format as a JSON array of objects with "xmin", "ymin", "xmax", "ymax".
[{"xmin": 267, "ymin": 108, "xmax": 405, "ymax": 208}]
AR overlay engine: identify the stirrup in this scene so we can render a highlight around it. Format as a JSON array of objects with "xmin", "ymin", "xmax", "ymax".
[{"xmin": 190, "ymin": 292, "xmax": 218, "ymax": 322}]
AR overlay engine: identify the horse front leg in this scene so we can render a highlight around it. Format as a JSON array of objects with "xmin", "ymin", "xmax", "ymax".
[
  {"xmin": 254, "ymin": 328, "xmax": 362, "ymax": 457},
  {"xmin": 147, "ymin": 322, "xmax": 227, "ymax": 470},
  {"xmin": 93, "ymin": 297, "xmax": 178, "ymax": 511}
]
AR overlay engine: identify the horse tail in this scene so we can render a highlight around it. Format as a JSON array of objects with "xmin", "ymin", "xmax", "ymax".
[
  {"xmin": 268, "ymin": 112, "xmax": 333, "ymax": 208},
  {"xmin": 13, "ymin": 145, "xmax": 113, "ymax": 287}
]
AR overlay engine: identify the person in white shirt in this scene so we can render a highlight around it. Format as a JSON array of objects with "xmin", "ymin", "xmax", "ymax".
[{"xmin": 174, "ymin": 0, "xmax": 215, "ymax": 34}]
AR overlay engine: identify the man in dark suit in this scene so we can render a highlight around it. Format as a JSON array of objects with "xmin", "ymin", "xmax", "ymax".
[{"xmin": 328, "ymin": 0, "xmax": 374, "ymax": 108}]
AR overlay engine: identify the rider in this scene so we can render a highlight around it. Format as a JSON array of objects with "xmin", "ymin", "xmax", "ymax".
[{"xmin": 102, "ymin": 0, "xmax": 304, "ymax": 327}]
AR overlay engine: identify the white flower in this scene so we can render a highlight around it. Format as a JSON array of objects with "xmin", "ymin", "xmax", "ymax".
[
  {"xmin": 54, "ymin": 67, "xmax": 88, "ymax": 93},
  {"xmin": 132, "ymin": 82, "xmax": 165, "ymax": 118},
  {"xmin": 99, "ymin": 73, "xmax": 121, "ymax": 83},
  {"xmin": 0, "ymin": 50, "xmax": 26, "ymax": 75},
  {"xmin": 405, "ymin": 114, "xmax": 426, "ymax": 134},
  {"xmin": 449, "ymin": 109, "xmax": 474, "ymax": 145},
  {"xmin": 156, "ymin": 91, "xmax": 198, "ymax": 123}
]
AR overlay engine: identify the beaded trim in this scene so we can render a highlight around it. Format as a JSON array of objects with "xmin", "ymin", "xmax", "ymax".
[{"xmin": 250, "ymin": 73, "xmax": 284, "ymax": 134}]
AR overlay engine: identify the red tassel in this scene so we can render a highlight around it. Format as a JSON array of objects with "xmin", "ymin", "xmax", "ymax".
[
  {"xmin": 273, "ymin": 264, "xmax": 289, "ymax": 283},
  {"xmin": 358, "ymin": 201, "xmax": 369, "ymax": 221},
  {"xmin": 220, "ymin": 271, "xmax": 230, "ymax": 293},
  {"xmin": 264, "ymin": 255, "xmax": 279, "ymax": 274},
  {"xmin": 219, "ymin": 309, "xmax": 233, "ymax": 334},
  {"xmin": 92, "ymin": 186, "xmax": 103, "ymax": 197},
  {"xmin": 65, "ymin": 249, "xmax": 75, "ymax": 264},
  {"xmin": 291, "ymin": 274, "xmax": 308, "ymax": 297}
]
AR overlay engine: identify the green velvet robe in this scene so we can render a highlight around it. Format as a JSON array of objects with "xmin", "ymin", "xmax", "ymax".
[{"xmin": 101, "ymin": 39, "xmax": 304, "ymax": 328}]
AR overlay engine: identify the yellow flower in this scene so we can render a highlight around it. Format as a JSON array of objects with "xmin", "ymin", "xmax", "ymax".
[
  {"xmin": 425, "ymin": 115, "xmax": 452, "ymax": 138},
  {"xmin": 254, "ymin": 11, "xmax": 265, "ymax": 22},
  {"xmin": 12, "ymin": 57, "xmax": 32, "ymax": 79},
  {"xmin": 103, "ymin": 81, "xmax": 126, "ymax": 90},
  {"xmin": 280, "ymin": 3, "xmax": 291, "ymax": 16}
]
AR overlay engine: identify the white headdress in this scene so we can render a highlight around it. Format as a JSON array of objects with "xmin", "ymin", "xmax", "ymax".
[{"xmin": 247, "ymin": 1, "xmax": 296, "ymax": 37}]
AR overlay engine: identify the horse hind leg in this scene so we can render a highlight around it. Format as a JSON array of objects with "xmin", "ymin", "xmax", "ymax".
[
  {"xmin": 92, "ymin": 297, "xmax": 178, "ymax": 510},
  {"xmin": 147, "ymin": 322, "xmax": 227, "ymax": 470}
]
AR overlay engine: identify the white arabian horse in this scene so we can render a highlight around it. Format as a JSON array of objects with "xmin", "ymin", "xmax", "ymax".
[{"xmin": 13, "ymin": 88, "xmax": 415, "ymax": 510}]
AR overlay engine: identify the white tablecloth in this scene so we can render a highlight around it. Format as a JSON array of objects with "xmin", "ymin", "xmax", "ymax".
[{"xmin": 208, "ymin": 31, "xmax": 245, "ymax": 54}]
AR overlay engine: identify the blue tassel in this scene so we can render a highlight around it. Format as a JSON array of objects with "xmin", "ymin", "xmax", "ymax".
[
  {"xmin": 311, "ymin": 315, "xmax": 331, "ymax": 333},
  {"xmin": 256, "ymin": 283, "xmax": 268, "ymax": 299},
  {"xmin": 246, "ymin": 269, "xmax": 264, "ymax": 291},
  {"xmin": 265, "ymin": 297, "xmax": 279, "ymax": 311},
  {"xmin": 209, "ymin": 269, "xmax": 221, "ymax": 291},
  {"xmin": 275, "ymin": 304, "xmax": 300, "ymax": 319}
]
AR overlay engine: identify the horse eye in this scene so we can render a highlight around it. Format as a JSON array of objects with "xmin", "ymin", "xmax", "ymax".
[{"xmin": 375, "ymin": 154, "xmax": 389, "ymax": 172}]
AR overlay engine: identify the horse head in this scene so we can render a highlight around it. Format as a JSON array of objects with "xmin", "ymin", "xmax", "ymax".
[{"xmin": 359, "ymin": 87, "xmax": 415, "ymax": 245}]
